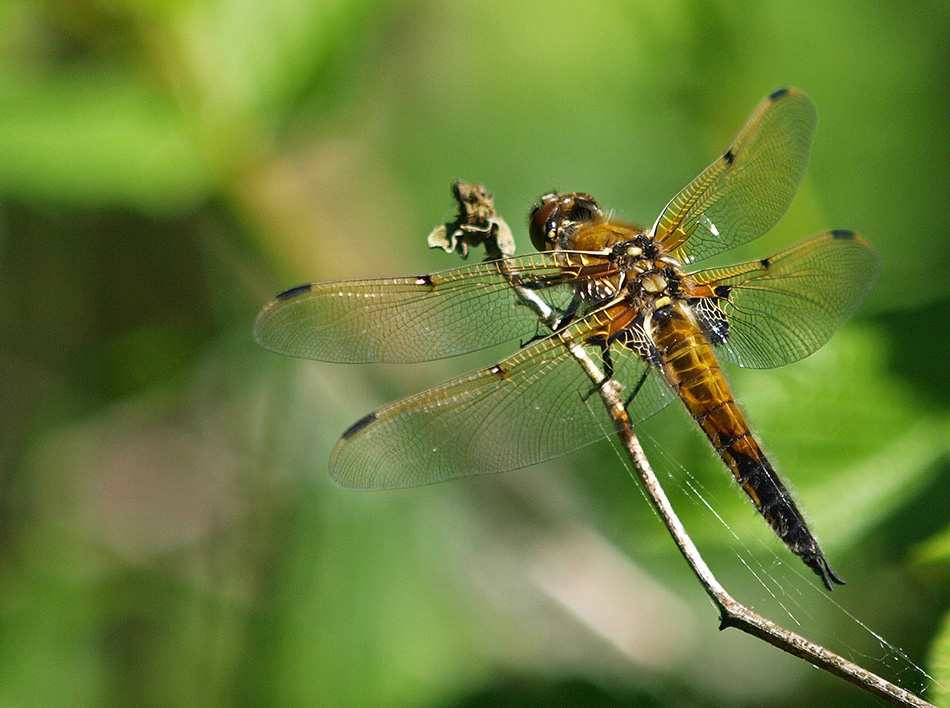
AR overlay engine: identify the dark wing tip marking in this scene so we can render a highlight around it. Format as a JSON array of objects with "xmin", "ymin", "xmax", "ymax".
[
  {"xmin": 488, "ymin": 363, "xmax": 507, "ymax": 377},
  {"xmin": 414, "ymin": 274, "xmax": 436, "ymax": 287},
  {"xmin": 769, "ymin": 87, "xmax": 790, "ymax": 101},
  {"xmin": 342, "ymin": 413, "xmax": 377, "ymax": 440},
  {"xmin": 723, "ymin": 148, "xmax": 735, "ymax": 165},
  {"xmin": 830, "ymin": 229, "xmax": 856, "ymax": 240},
  {"xmin": 760, "ymin": 257, "xmax": 771, "ymax": 269},
  {"xmin": 276, "ymin": 283, "xmax": 313, "ymax": 301}
]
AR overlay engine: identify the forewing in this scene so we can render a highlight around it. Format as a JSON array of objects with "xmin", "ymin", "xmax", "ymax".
[
  {"xmin": 253, "ymin": 253, "xmax": 610, "ymax": 363},
  {"xmin": 653, "ymin": 88, "xmax": 817, "ymax": 265},
  {"xmin": 685, "ymin": 231, "xmax": 880, "ymax": 369},
  {"xmin": 329, "ymin": 321, "xmax": 676, "ymax": 489}
]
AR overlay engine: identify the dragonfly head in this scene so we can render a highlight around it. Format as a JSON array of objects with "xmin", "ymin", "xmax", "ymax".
[{"xmin": 529, "ymin": 192, "xmax": 603, "ymax": 251}]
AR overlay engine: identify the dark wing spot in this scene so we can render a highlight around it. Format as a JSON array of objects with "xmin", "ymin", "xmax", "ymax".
[
  {"xmin": 342, "ymin": 413, "xmax": 377, "ymax": 439},
  {"xmin": 414, "ymin": 274, "xmax": 435, "ymax": 287},
  {"xmin": 276, "ymin": 283, "xmax": 313, "ymax": 301},
  {"xmin": 760, "ymin": 257, "xmax": 771, "ymax": 269},
  {"xmin": 769, "ymin": 87, "xmax": 790, "ymax": 101},
  {"xmin": 831, "ymin": 229, "xmax": 855, "ymax": 240},
  {"xmin": 488, "ymin": 364, "xmax": 506, "ymax": 377},
  {"xmin": 723, "ymin": 148, "xmax": 735, "ymax": 165},
  {"xmin": 714, "ymin": 284, "xmax": 732, "ymax": 299},
  {"xmin": 692, "ymin": 297, "xmax": 730, "ymax": 345}
]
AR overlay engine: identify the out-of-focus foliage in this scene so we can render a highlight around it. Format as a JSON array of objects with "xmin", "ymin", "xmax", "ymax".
[{"xmin": 1, "ymin": 1, "xmax": 949, "ymax": 707}]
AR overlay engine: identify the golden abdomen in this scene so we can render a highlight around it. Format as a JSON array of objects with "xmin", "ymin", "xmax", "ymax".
[{"xmin": 647, "ymin": 301, "xmax": 842, "ymax": 588}]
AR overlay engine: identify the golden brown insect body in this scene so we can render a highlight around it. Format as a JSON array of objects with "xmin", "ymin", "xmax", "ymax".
[
  {"xmin": 254, "ymin": 88, "xmax": 880, "ymax": 590},
  {"xmin": 533, "ymin": 191, "xmax": 843, "ymax": 588}
]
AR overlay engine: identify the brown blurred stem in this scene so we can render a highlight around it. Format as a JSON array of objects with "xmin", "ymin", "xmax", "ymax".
[{"xmin": 432, "ymin": 182, "xmax": 934, "ymax": 708}]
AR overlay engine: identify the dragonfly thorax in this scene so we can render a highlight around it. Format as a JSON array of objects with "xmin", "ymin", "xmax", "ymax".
[{"xmin": 605, "ymin": 236, "xmax": 684, "ymax": 315}]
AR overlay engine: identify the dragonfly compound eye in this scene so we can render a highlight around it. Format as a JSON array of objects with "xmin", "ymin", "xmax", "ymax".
[
  {"xmin": 529, "ymin": 192, "xmax": 603, "ymax": 252},
  {"xmin": 529, "ymin": 195, "xmax": 560, "ymax": 251}
]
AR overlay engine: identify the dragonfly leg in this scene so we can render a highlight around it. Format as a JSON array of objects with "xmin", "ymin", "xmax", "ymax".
[
  {"xmin": 519, "ymin": 321, "xmax": 550, "ymax": 349},
  {"xmin": 623, "ymin": 368, "xmax": 650, "ymax": 410},
  {"xmin": 552, "ymin": 293, "xmax": 582, "ymax": 331},
  {"xmin": 518, "ymin": 292, "xmax": 582, "ymax": 348},
  {"xmin": 597, "ymin": 339, "xmax": 616, "ymax": 381},
  {"xmin": 579, "ymin": 336, "xmax": 615, "ymax": 402}
]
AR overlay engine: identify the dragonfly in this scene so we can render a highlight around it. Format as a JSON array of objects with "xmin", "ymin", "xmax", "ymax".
[{"xmin": 254, "ymin": 88, "xmax": 880, "ymax": 590}]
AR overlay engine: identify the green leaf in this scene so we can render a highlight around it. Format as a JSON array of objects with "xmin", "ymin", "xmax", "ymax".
[
  {"xmin": 0, "ymin": 67, "xmax": 209, "ymax": 209},
  {"xmin": 928, "ymin": 609, "xmax": 950, "ymax": 708}
]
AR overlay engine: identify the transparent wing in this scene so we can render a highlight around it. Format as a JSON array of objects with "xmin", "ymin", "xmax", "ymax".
[
  {"xmin": 685, "ymin": 231, "xmax": 880, "ymax": 369},
  {"xmin": 652, "ymin": 87, "xmax": 817, "ymax": 265},
  {"xmin": 329, "ymin": 320, "xmax": 676, "ymax": 489},
  {"xmin": 253, "ymin": 252, "xmax": 616, "ymax": 363}
]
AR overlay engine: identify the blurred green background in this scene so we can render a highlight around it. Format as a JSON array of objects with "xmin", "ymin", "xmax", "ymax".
[{"xmin": 3, "ymin": 0, "xmax": 950, "ymax": 706}]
